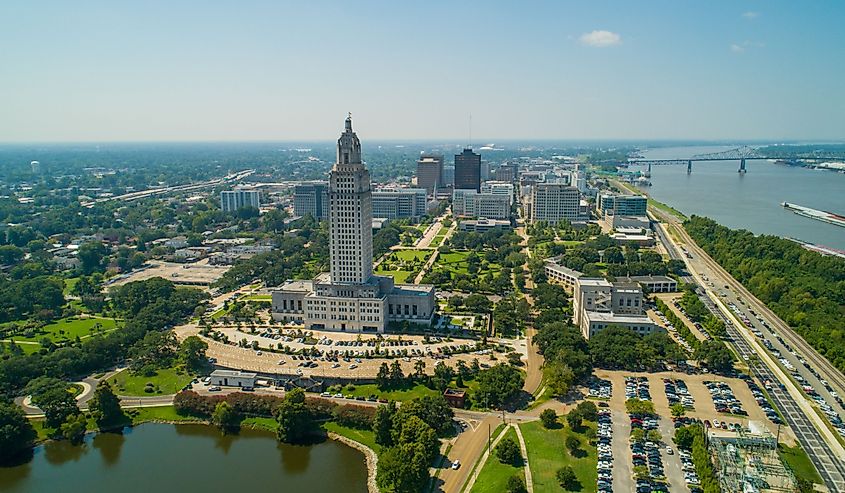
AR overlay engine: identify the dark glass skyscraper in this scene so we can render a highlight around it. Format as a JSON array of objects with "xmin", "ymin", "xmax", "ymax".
[{"xmin": 454, "ymin": 148, "xmax": 481, "ymax": 192}]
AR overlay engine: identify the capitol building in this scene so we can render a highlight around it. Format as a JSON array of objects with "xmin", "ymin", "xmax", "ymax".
[{"xmin": 271, "ymin": 116, "xmax": 436, "ymax": 333}]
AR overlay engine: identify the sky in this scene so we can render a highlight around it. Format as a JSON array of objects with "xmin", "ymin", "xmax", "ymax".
[{"xmin": 1, "ymin": 1, "xmax": 844, "ymax": 142}]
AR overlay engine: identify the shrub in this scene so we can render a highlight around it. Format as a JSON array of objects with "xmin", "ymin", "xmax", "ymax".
[
  {"xmin": 539, "ymin": 408, "xmax": 558, "ymax": 428},
  {"xmin": 495, "ymin": 436, "xmax": 522, "ymax": 465}
]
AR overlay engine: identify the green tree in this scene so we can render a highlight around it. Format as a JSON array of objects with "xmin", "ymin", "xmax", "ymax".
[
  {"xmin": 566, "ymin": 411, "xmax": 582, "ymax": 431},
  {"xmin": 575, "ymin": 401, "xmax": 598, "ymax": 421},
  {"xmin": 545, "ymin": 361, "xmax": 574, "ymax": 397},
  {"xmin": 376, "ymin": 442, "xmax": 430, "ymax": 493},
  {"xmin": 673, "ymin": 426, "xmax": 695, "ymax": 449},
  {"xmin": 556, "ymin": 465, "xmax": 577, "ymax": 489},
  {"xmin": 178, "ymin": 336, "xmax": 208, "ymax": 372},
  {"xmin": 60, "ymin": 413, "xmax": 87, "ymax": 443},
  {"xmin": 506, "ymin": 474, "xmax": 527, "ymax": 493},
  {"xmin": 78, "ymin": 241, "xmax": 109, "ymax": 274},
  {"xmin": 474, "ymin": 364, "xmax": 524, "ymax": 409},
  {"xmin": 0, "ymin": 401, "xmax": 36, "ymax": 463},
  {"xmin": 565, "ymin": 435, "xmax": 580, "ymax": 454},
  {"xmin": 373, "ymin": 401, "xmax": 397, "ymax": 447},
  {"xmin": 88, "ymin": 381, "xmax": 124, "ymax": 428},
  {"xmin": 670, "ymin": 402, "xmax": 686, "ymax": 418},
  {"xmin": 495, "ymin": 436, "xmax": 522, "ymax": 465},
  {"xmin": 376, "ymin": 362, "xmax": 390, "ymax": 389},
  {"xmin": 389, "ymin": 359, "xmax": 405, "ymax": 383},
  {"xmin": 539, "ymin": 408, "xmax": 558, "ymax": 429},
  {"xmin": 211, "ymin": 401, "xmax": 240, "ymax": 433},
  {"xmin": 275, "ymin": 388, "xmax": 313, "ymax": 443},
  {"xmin": 26, "ymin": 377, "xmax": 79, "ymax": 428}
]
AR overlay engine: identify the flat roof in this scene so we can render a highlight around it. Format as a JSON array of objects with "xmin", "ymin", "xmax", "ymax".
[
  {"xmin": 278, "ymin": 280, "xmax": 314, "ymax": 292},
  {"xmin": 584, "ymin": 311, "xmax": 654, "ymax": 324},
  {"xmin": 626, "ymin": 275, "xmax": 677, "ymax": 283},
  {"xmin": 211, "ymin": 369, "xmax": 257, "ymax": 378}
]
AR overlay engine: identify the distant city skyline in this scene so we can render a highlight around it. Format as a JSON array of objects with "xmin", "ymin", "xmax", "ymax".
[{"xmin": 1, "ymin": 1, "xmax": 844, "ymax": 142}]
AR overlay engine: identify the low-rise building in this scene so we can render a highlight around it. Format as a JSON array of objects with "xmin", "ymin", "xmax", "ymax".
[
  {"xmin": 443, "ymin": 388, "xmax": 467, "ymax": 408},
  {"xmin": 210, "ymin": 369, "xmax": 258, "ymax": 388},
  {"xmin": 221, "ymin": 189, "xmax": 260, "ymax": 213},
  {"xmin": 458, "ymin": 218, "xmax": 512, "ymax": 233},
  {"xmin": 371, "ymin": 187, "xmax": 427, "ymax": 219},
  {"xmin": 452, "ymin": 189, "xmax": 511, "ymax": 220},
  {"xmin": 573, "ymin": 277, "xmax": 657, "ymax": 339},
  {"xmin": 544, "ymin": 258, "xmax": 582, "ymax": 292},
  {"xmin": 621, "ymin": 275, "xmax": 678, "ymax": 293}
]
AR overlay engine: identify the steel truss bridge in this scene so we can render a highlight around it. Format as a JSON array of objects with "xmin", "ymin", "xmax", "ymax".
[{"xmin": 627, "ymin": 146, "xmax": 845, "ymax": 173}]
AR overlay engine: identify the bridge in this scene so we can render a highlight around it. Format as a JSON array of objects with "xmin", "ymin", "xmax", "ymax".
[{"xmin": 627, "ymin": 146, "xmax": 845, "ymax": 174}]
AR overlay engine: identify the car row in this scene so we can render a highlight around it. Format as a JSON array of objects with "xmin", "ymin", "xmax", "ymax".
[
  {"xmin": 589, "ymin": 377, "xmax": 612, "ymax": 399},
  {"xmin": 678, "ymin": 448, "xmax": 701, "ymax": 487},
  {"xmin": 704, "ymin": 380, "xmax": 746, "ymax": 415},
  {"xmin": 596, "ymin": 410, "xmax": 613, "ymax": 493},
  {"xmin": 626, "ymin": 376, "xmax": 652, "ymax": 401},
  {"xmin": 743, "ymin": 377, "xmax": 782, "ymax": 424},
  {"xmin": 663, "ymin": 378, "xmax": 694, "ymax": 409}
]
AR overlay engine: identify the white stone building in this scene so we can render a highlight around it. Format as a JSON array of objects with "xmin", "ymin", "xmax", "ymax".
[{"xmin": 271, "ymin": 116, "xmax": 435, "ymax": 333}]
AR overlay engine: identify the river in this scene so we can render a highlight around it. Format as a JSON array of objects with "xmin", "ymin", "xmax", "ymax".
[
  {"xmin": 632, "ymin": 146, "xmax": 845, "ymax": 250},
  {"xmin": 0, "ymin": 424, "xmax": 369, "ymax": 493}
]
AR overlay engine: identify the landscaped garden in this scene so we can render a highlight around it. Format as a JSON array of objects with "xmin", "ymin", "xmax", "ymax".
[
  {"xmin": 374, "ymin": 249, "xmax": 431, "ymax": 283},
  {"xmin": 111, "ymin": 366, "xmax": 194, "ymax": 396},
  {"xmin": 470, "ymin": 426, "xmax": 526, "ymax": 493},
  {"xmin": 520, "ymin": 419, "xmax": 598, "ymax": 493}
]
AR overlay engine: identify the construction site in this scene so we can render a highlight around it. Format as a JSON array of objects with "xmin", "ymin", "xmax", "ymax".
[{"xmin": 709, "ymin": 423, "xmax": 798, "ymax": 493}]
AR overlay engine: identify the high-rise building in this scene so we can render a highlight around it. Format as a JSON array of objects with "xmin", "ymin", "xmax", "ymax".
[
  {"xmin": 220, "ymin": 189, "xmax": 260, "ymax": 213},
  {"xmin": 454, "ymin": 148, "xmax": 481, "ymax": 192},
  {"xmin": 480, "ymin": 181, "xmax": 515, "ymax": 205},
  {"xmin": 372, "ymin": 187, "xmax": 427, "ymax": 219},
  {"xmin": 293, "ymin": 182, "xmax": 329, "ymax": 219},
  {"xmin": 271, "ymin": 116, "xmax": 435, "ymax": 333},
  {"xmin": 416, "ymin": 154, "xmax": 444, "ymax": 193},
  {"xmin": 452, "ymin": 189, "xmax": 512, "ymax": 220},
  {"xmin": 528, "ymin": 183, "xmax": 581, "ymax": 224},
  {"xmin": 480, "ymin": 160, "xmax": 491, "ymax": 181},
  {"xmin": 494, "ymin": 162, "xmax": 518, "ymax": 182},
  {"xmin": 442, "ymin": 166, "xmax": 455, "ymax": 187},
  {"xmin": 574, "ymin": 162, "xmax": 587, "ymax": 193}
]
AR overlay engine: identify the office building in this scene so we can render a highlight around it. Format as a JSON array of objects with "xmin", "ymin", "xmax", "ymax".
[
  {"xmin": 480, "ymin": 161, "xmax": 491, "ymax": 181},
  {"xmin": 294, "ymin": 182, "xmax": 330, "ymax": 219},
  {"xmin": 454, "ymin": 148, "xmax": 481, "ymax": 192},
  {"xmin": 220, "ymin": 189, "xmax": 260, "ymax": 213},
  {"xmin": 452, "ymin": 189, "xmax": 511, "ymax": 220},
  {"xmin": 598, "ymin": 192, "xmax": 648, "ymax": 217},
  {"xmin": 458, "ymin": 218, "xmax": 512, "ymax": 233},
  {"xmin": 416, "ymin": 154, "xmax": 444, "ymax": 193},
  {"xmin": 271, "ymin": 116, "xmax": 435, "ymax": 333},
  {"xmin": 442, "ymin": 165, "xmax": 455, "ymax": 187},
  {"xmin": 528, "ymin": 183, "xmax": 581, "ymax": 224},
  {"xmin": 481, "ymin": 181, "xmax": 515, "ymax": 205},
  {"xmin": 572, "ymin": 277, "xmax": 657, "ymax": 339},
  {"xmin": 372, "ymin": 187, "xmax": 427, "ymax": 219},
  {"xmin": 494, "ymin": 162, "xmax": 518, "ymax": 182}
]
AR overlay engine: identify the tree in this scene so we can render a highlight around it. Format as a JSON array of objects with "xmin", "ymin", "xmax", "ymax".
[
  {"xmin": 60, "ymin": 412, "xmax": 87, "ymax": 443},
  {"xmin": 0, "ymin": 401, "xmax": 36, "ymax": 463},
  {"xmin": 670, "ymin": 402, "xmax": 686, "ymax": 419},
  {"xmin": 373, "ymin": 401, "xmax": 397, "ymax": 447},
  {"xmin": 88, "ymin": 381, "xmax": 124, "ymax": 428},
  {"xmin": 539, "ymin": 408, "xmax": 558, "ymax": 429},
  {"xmin": 413, "ymin": 359, "xmax": 426, "ymax": 379},
  {"xmin": 395, "ymin": 395, "xmax": 454, "ymax": 436},
  {"xmin": 178, "ymin": 336, "xmax": 208, "ymax": 372},
  {"xmin": 26, "ymin": 377, "xmax": 79, "ymax": 428},
  {"xmin": 566, "ymin": 411, "xmax": 582, "ymax": 431},
  {"xmin": 275, "ymin": 388, "xmax": 313, "ymax": 443},
  {"xmin": 389, "ymin": 359, "xmax": 404, "ymax": 383},
  {"xmin": 556, "ymin": 466, "xmax": 577, "ymax": 489},
  {"xmin": 575, "ymin": 401, "xmax": 598, "ymax": 422},
  {"xmin": 397, "ymin": 416, "xmax": 439, "ymax": 463},
  {"xmin": 496, "ymin": 436, "xmax": 522, "ymax": 465},
  {"xmin": 647, "ymin": 429, "xmax": 663, "ymax": 443},
  {"xmin": 695, "ymin": 340, "xmax": 734, "ymax": 373},
  {"xmin": 376, "ymin": 442, "xmax": 430, "ymax": 493},
  {"xmin": 633, "ymin": 464, "xmax": 650, "ymax": 480},
  {"xmin": 78, "ymin": 241, "xmax": 109, "ymax": 274},
  {"xmin": 674, "ymin": 426, "xmax": 695, "ymax": 449},
  {"xmin": 565, "ymin": 435, "xmax": 580, "ymax": 454},
  {"xmin": 474, "ymin": 364, "xmax": 524, "ymax": 409},
  {"xmin": 506, "ymin": 474, "xmax": 527, "ymax": 493},
  {"xmin": 545, "ymin": 361, "xmax": 574, "ymax": 397},
  {"xmin": 376, "ymin": 362, "xmax": 390, "ymax": 389},
  {"xmin": 212, "ymin": 401, "xmax": 240, "ymax": 433}
]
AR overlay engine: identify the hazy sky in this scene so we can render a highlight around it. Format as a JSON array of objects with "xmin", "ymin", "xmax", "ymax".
[{"xmin": 2, "ymin": 1, "xmax": 844, "ymax": 142}]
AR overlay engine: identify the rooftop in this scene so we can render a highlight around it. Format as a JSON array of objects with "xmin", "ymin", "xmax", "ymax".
[{"xmin": 211, "ymin": 369, "xmax": 258, "ymax": 378}]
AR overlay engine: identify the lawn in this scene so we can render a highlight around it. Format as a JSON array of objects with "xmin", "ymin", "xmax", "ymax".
[
  {"xmin": 240, "ymin": 294, "xmax": 272, "ymax": 302},
  {"xmin": 63, "ymin": 277, "xmax": 80, "ymax": 295},
  {"xmin": 241, "ymin": 416, "xmax": 278, "ymax": 433},
  {"xmin": 332, "ymin": 382, "xmax": 440, "ymax": 402},
  {"xmin": 778, "ymin": 443, "xmax": 823, "ymax": 486},
  {"xmin": 470, "ymin": 426, "xmax": 525, "ymax": 493},
  {"xmin": 128, "ymin": 405, "xmax": 204, "ymax": 424},
  {"xmin": 323, "ymin": 421, "xmax": 381, "ymax": 453},
  {"xmin": 111, "ymin": 367, "xmax": 194, "ymax": 396},
  {"xmin": 434, "ymin": 251, "xmax": 501, "ymax": 277},
  {"xmin": 7, "ymin": 316, "xmax": 119, "ymax": 344},
  {"xmin": 375, "ymin": 249, "xmax": 431, "ymax": 284},
  {"xmin": 520, "ymin": 420, "xmax": 598, "ymax": 493}
]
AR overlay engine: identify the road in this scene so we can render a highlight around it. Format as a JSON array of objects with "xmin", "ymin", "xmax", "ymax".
[
  {"xmin": 645, "ymin": 199, "xmax": 845, "ymax": 492},
  {"xmin": 81, "ymin": 169, "xmax": 254, "ymax": 207}
]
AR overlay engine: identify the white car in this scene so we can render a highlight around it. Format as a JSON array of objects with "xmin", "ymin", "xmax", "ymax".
[{"xmin": 451, "ymin": 460, "xmax": 461, "ymax": 470}]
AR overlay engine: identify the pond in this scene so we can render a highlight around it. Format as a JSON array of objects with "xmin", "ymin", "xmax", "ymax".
[{"xmin": 0, "ymin": 424, "xmax": 369, "ymax": 493}]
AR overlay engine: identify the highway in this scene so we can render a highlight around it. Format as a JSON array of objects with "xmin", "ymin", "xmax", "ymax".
[
  {"xmin": 649, "ymin": 207, "xmax": 845, "ymax": 492},
  {"xmin": 81, "ymin": 169, "xmax": 254, "ymax": 207}
]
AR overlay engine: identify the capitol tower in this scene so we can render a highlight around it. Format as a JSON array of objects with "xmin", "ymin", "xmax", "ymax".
[
  {"xmin": 271, "ymin": 115, "xmax": 436, "ymax": 333},
  {"xmin": 329, "ymin": 115, "xmax": 374, "ymax": 284}
]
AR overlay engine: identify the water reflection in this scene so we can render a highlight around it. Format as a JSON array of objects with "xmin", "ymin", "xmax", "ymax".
[{"xmin": 93, "ymin": 431, "xmax": 126, "ymax": 466}]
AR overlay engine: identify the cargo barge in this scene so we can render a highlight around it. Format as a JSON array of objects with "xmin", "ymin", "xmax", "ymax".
[{"xmin": 781, "ymin": 202, "xmax": 845, "ymax": 228}]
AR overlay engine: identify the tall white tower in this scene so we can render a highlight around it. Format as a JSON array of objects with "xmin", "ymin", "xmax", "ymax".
[{"xmin": 329, "ymin": 115, "xmax": 374, "ymax": 284}]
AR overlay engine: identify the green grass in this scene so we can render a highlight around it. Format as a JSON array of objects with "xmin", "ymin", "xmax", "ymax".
[
  {"xmin": 333, "ymin": 382, "xmax": 440, "ymax": 402},
  {"xmin": 470, "ymin": 427, "xmax": 524, "ymax": 493},
  {"xmin": 375, "ymin": 249, "xmax": 432, "ymax": 283},
  {"xmin": 63, "ymin": 277, "xmax": 80, "ymax": 295},
  {"xmin": 240, "ymin": 294, "xmax": 272, "ymax": 302},
  {"xmin": 434, "ymin": 251, "xmax": 502, "ymax": 277},
  {"xmin": 520, "ymin": 420, "xmax": 598, "ymax": 493},
  {"xmin": 778, "ymin": 443, "xmax": 823, "ymax": 485},
  {"xmin": 111, "ymin": 367, "xmax": 193, "ymax": 396},
  {"xmin": 323, "ymin": 421, "xmax": 381, "ymax": 453},
  {"xmin": 128, "ymin": 405, "xmax": 204, "ymax": 423},
  {"xmin": 4, "ymin": 316, "xmax": 119, "ymax": 344},
  {"xmin": 241, "ymin": 416, "xmax": 278, "ymax": 433}
]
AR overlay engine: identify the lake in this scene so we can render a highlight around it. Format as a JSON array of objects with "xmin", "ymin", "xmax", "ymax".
[{"xmin": 0, "ymin": 424, "xmax": 369, "ymax": 493}]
